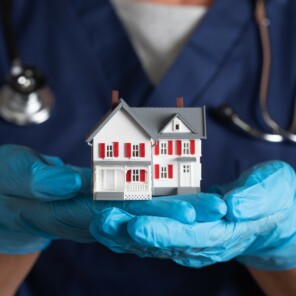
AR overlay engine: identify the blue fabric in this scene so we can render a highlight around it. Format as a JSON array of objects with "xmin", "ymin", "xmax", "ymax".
[{"xmin": 0, "ymin": 0, "xmax": 295, "ymax": 295}]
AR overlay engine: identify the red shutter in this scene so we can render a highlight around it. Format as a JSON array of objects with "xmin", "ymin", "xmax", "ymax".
[
  {"xmin": 125, "ymin": 143, "xmax": 131, "ymax": 158},
  {"xmin": 126, "ymin": 170, "xmax": 131, "ymax": 182},
  {"xmin": 154, "ymin": 142, "xmax": 159, "ymax": 155},
  {"xmin": 176, "ymin": 140, "xmax": 182, "ymax": 156},
  {"xmin": 140, "ymin": 170, "xmax": 146, "ymax": 182},
  {"xmin": 168, "ymin": 165, "xmax": 173, "ymax": 179},
  {"xmin": 140, "ymin": 143, "xmax": 145, "ymax": 157},
  {"xmin": 190, "ymin": 140, "xmax": 195, "ymax": 155},
  {"xmin": 113, "ymin": 142, "xmax": 119, "ymax": 157},
  {"xmin": 154, "ymin": 164, "xmax": 160, "ymax": 179},
  {"xmin": 99, "ymin": 143, "xmax": 105, "ymax": 159},
  {"xmin": 168, "ymin": 140, "xmax": 173, "ymax": 155}
]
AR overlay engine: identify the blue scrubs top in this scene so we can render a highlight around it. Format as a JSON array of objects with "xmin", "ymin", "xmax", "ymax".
[{"xmin": 0, "ymin": 0, "xmax": 295, "ymax": 295}]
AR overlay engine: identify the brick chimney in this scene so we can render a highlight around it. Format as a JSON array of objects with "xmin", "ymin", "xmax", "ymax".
[
  {"xmin": 176, "ymin": 97, "xmax": 184, "ymax": 108},
  {"xmin": 111, "ymin": 90, "xmax": 119, "ymax": 110}
]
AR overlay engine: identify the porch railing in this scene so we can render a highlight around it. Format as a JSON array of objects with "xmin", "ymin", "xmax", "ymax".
[{"xmin": 125, "ymin": 183, "xmax": 149, "ymax": 191}]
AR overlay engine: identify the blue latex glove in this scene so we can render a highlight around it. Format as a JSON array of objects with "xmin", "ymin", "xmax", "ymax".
[
  {"xmin": 0, "ymin": 145, "xmax": 203, "ymax": 254},
  {"xmin": 92, "ymin": 161, "xmax": 296, "ymax": 271}
]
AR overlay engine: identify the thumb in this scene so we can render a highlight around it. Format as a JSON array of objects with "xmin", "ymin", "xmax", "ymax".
[
  {"xmin": 225, "ymin": 161, "xmax": 296, "ymax": 222},
  {"xmin": 31, "ymin": 163, "xmax": 83, "ymax": 200}
]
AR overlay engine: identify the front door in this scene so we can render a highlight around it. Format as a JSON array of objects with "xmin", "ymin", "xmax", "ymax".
[
  {"xmin": 104, "ymin": 169, "xmax": 115, "ymax": 190},
  {"xmin": 180, "ymin": 164, "xmax": 191, "ymax": 187},
  {"xmin": 103, "ymin": 169, "xmax": 125, "ymax": 191}
]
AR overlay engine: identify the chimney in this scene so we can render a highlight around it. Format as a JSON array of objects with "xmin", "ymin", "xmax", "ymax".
[
  {"xmin": 111, "ymin": 90, "xmax": 119, "ymax": 110},
  {"xmin": 176, "ymin": 97, "xmax": 184, "ymax": 108}
]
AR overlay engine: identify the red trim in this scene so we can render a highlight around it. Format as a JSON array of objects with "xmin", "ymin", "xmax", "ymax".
[
  {"xmin": 113, "ymin": 142, "xmax": 119, "ymax": 157},
  {"xmin": 154, "ymin": 142, "xmax": 159, "ymax": 155},
  {"xmin": 168, "ymin": 140, "xmax": 173, "ymax": 155},
  {"xmin": 126, "ymin": 170, "xmax": 131, "ymax": 182},
  {"xmin": 190, "ymin": 140, "xmax": 195, "ymax": 155},
  {"xmin": 176, "ymin": 140, "xmax": 182, "ymax": 156},
  {"xmin": 168, "ymin": 164, "xmax": 173, "ymax": 179},
  {"xmin": 125, "ymin": 143, "xmax": 131, "ymax": 158},
  {"xmin": 154, "ymin": 164, "xmax": 160, "ymax": 179},
  {"xmin": 140, "ymin": 143, "xmax": 145, "ymax": 157},
  {"xmin": 140, "ymin": 170, "xmax": 146, "ymax": 182},
  {"xmin": 99, "ymin": 143, "xmax": 105, "ymax": 159}
]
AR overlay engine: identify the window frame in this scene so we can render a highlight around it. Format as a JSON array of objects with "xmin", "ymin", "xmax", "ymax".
[
  {"xmin": 182, "ymin": 141, "xmax": 190, "ymax": 155},
  {"xmin": 132, "ymin": 144, "xmax": 139, "ymax": 157},
  {"xmin": 173, "ymin": 119, "xmax": 181, "ymax": 131},
  {"xmin": 160, "ymin": 166, "xmax": 168, "ymax": 179},
  {"xmin": 160, "ymin": 142, "xmax": 168, "ymax": 155},
  {"xmin": 106, "ymin": 144, "xmax": 113, "ymax": 158},
  {"xmin": 132, "ymin": 169, "xmax": 140, "ymax": 182},
  {"xmin": 183, "ymin": 164, "xmax": 190, "ymax": 173}
]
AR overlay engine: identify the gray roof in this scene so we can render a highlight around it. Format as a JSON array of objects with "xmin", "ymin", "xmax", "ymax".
[{"xmin": 86, "ymin": 99, "xmax": 206, "ymax": 142}]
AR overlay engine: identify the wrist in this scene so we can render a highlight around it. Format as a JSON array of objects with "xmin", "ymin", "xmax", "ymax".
[{"xmin": 0, "ymin": 252, "xmax": 41, "ymax": 296}]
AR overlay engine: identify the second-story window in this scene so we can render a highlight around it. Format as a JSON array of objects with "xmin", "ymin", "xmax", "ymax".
[
  {"xmin": 132, "ymin": 144, "xmax": 139, "ymax": 157},
  {"xmin": 106, "ymin": 145, "xmax": 113, "ymax": 157},
  {"xmin": 183, "ymin": 141, "xmax": 190, "ymax": 155},
  {"xmin": 160, "ymin": 142, "xmax": 167, "ymax": 155}
]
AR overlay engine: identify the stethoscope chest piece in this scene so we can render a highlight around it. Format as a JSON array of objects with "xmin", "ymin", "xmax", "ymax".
[{"xmin": 0, "ymin": 64, "xmax": 54, "ymax": 126}]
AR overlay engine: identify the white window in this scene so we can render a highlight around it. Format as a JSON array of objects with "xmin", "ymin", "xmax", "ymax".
[
  {"xmin": 106, "ymin": 145, "xmax": 113, "ymax": 157},
  {"xmin": 160, "ymin": 142, "xmax": 167, "ymax": 155},
  {"xmin": 132, "ymin": 169, "xmax": 140, "ymax": 182},
  {"xmin": 132, "ymin": 144, "xmax": 139, "ymax": 157},
  {"xmin": 182, "ymin": 141, "xmax": 190, "ymax": 155},
  {"xmin": 174, "ymin": 119, "xmax": 180, "ymax": 131},
  {"xmin": 161, "ymin": 166, "xmax": 168, "ymax": 179},
  {"xmin": 183, "ymin": 165, "xmax": 190, "ymax": 173}
]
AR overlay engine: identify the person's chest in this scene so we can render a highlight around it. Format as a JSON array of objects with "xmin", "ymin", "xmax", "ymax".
[{"xmin": 0, "ymin": 0, "xmax": 295, "ymax": 184}]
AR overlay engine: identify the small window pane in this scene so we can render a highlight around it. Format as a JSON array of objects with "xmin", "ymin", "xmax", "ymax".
[{"xmin": 106, "ymin": 145, "xmax": 113, "ymax": 157}]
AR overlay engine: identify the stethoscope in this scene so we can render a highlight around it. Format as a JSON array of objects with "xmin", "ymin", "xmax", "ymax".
[
  {"xmin": 0, "ymin": 0, "xmax": 295, "ymax": 144},
  {"xmin": 213, "ymin": 0, "xmax": 296, "ymax": 143},
  {"xmin": 0, "ymin": 0, "xmax": 54, "ymax": 126}
]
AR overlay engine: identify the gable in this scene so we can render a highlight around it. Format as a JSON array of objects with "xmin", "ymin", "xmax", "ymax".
[
  {"xmin": 160, "ymin": 115, "xmax": 192, "ymax": 134},
  {"xmin": 93, "ymin": 109, "xmax": 151, "ymax": 142}
]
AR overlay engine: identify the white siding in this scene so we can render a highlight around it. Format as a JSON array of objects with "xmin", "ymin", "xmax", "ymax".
[
  {"xmin": 153, "ymin": 139, "xmax": 201, "ymax": 189},
  {"xmin": 92, "ymin": 109, "xmax": 151, "ymax": 162}
]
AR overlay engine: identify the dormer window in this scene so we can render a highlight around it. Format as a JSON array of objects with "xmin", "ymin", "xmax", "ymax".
[{"xmin": 174, "ymin": 119, "xmax": 180, "ymax": 131}]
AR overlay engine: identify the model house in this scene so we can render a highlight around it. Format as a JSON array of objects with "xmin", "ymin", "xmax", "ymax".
[{"xmin": 86, "ymin": 91, "xmax": 206, "ymax": 200}]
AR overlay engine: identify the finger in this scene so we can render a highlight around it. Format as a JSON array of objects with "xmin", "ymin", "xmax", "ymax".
[
  {"xmin": 31, "ymin": 163, "xmax": 83, "ymax": 200},
  {"xmin": 41, "ymin": 154, "xmax": 65, "ymax": 166},
  {"xmin": 113, "ymin": 198, "xmax": 196, "ymax": 223},
  {"xmin": 89, "ymin": 208, "xmax": 145, "ymax": 255},
  {"xmin": 68, "ymin": 166, "xmax": 92, "ymax": 194},
  {"xmin": 90, "ymin": 208, "xmax": 176, "ymax": 258},
  {"xmin": 157, "ymin": 193, "xmax": 226, "ymax": 221},
  {"xmin": 224, "ymin": 161, "xmax": 296, "ymax": 221},
  {"xmin": 127, "ymin": 212, "xmax": 281, "ymax": 250}
]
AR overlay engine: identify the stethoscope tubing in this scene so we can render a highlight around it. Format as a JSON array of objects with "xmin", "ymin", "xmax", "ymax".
[{"xmin": 215, "ymin": 0, "xmax": 296, "ymax": 143}]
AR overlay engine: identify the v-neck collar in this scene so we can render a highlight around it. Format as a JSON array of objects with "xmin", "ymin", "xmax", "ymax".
[
  {"xmin": 145, "ymin": 0, "xmax": 253, "ymax": 107},
  {"xmin": 75, "ymin": 0, "xmax": 253, "ymax": 107}
]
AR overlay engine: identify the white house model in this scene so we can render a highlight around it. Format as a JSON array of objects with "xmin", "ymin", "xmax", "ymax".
[{"xmin": 86, "ymin": 91, "xmax": 206, "ymax": 200}]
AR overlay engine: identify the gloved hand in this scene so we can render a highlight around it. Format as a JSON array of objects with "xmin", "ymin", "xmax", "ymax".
[
  {"xmin": 0, "ymin": 144, "xmax": 213, "ymax": 254},
  {"xmin": 92, "ymin": 161, "xmax": 296, "ymax": 271}
]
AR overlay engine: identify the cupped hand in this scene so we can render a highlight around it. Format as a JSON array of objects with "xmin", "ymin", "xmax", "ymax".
[
  {"xmin": 0, "ymin": 145, "xmax": 204, "ymax": 254},
  {"xmin": 92, "ymin": 161, "xmax": 296, "ymax": 271}
]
